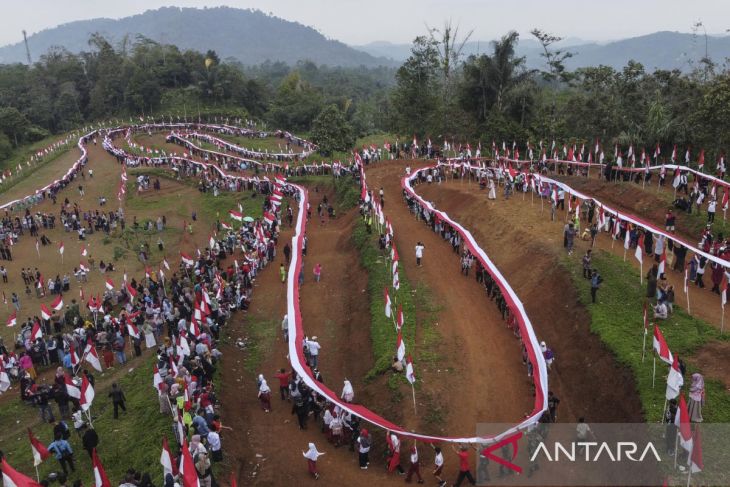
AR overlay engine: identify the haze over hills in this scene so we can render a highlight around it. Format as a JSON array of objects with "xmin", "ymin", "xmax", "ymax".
[
  {"xmin": 0, "ymin": 6, "xmax": 396, "ymax": 68},
  {"xmin": 1, "ymin": 6, "xmax": 728, "ymax": 73},
  {"xmin": 356, "ymin": 32, "xmax": 730, "ymax": 72}
]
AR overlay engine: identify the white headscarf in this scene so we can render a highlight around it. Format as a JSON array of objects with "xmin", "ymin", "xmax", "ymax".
[
  {"xmin": 341, "ymin": 380, "xmax": 354, "ymax": 399},
  {"xmin": 258, "ymin": 375, "xmax": 270, "ymax": 393},
  {"xmin": 303, "ymin": 443, "xmax": 324, "ymax": 461}
]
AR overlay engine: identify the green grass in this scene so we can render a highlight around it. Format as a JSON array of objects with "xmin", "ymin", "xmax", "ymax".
[
  {"xmin": 1, "ymin": 359, "xmax": 170, "ymax": 486},
  {"xmin": 242, "ymin": 318, "xmax": 278, "ymax": 374},
  {"xmin": 565, "ymin": 249, "xmax": 730, "ymax": 422},
  {"xmin": 352, "ymin": 219, "xmax": 418, "ymax": 380}
]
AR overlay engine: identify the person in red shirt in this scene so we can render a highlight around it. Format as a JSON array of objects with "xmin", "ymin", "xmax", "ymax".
[
  {"xmin": 452, "ymin": 445, "xmax": 476, "ymax": 486},
  {"xmin": 274, "ymin": 368, "xmax": 290, "ymax": 400}
]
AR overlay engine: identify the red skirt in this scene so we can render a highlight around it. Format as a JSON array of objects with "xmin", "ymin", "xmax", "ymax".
[{"xmin": 307, "ymin": 459, "xmax": 318, "ymax": 475}]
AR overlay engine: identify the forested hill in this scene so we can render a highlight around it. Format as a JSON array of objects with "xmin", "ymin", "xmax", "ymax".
[
  {"xmin": 357, "ymin": 31, "xmax": 730, "ymax": 72},
  {"xmin": 0, "ymin": 6, "xmax": 395, "ymax": 68}
]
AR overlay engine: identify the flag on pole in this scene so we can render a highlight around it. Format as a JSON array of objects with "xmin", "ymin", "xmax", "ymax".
[
  {"xmin": 92, "ymin": 449, "xmax": 112, "ymax": 487},
  {"xmin": 51, "ymin": 295, "xmax": 63, "ymax": 311},
  {"xmin": 80, "ymin": 374, "xmax": 95, "ymax": 411},
  {"xmin": 396, "ymin": 330, "xmax": 406, "ymax": 362},
  {"xmin": 384, "ymin": 287, "xmax": 392, "ymax": 318},
  {"xmin": 65, "ymin": 374, "xmax": 81, "ymax": 400},
  {"xmin": 657, "ymin": 247, "xmax": 667, "ymax": 276},
  {"xmin": 675, "ymin": 395, "xmax": 693, "ymax": 453},
  {"xmin": 28, "ymin": 428, "xmax": 51, "ymax": 466},
  {"xmin": 653, "ymin": 324, "xmax": 673, "ymax": 364},
  {"xmin": 1, "ymin": 458, "xmax": 43, "ymax": 487},
  {"xmin": 40, "ymin": 304, "xmax": 52, "ymax": 321},
  {"xmin": 58, "ymin": 242, "xmax": 64, "ymax": 256},
  {"xmin": 684, "ymin": 264, "xmax": 689, "ymax": 294},
  {"xmin": 666, "ymin": 355, "xmax": 684, "ymax": 400},
  {"xmin": 689, "ymin": 426, "xmax": 703, "ymax": 473},
  {"xmin": 722, "ymin": 274, "xmax": 728, "ymax": 307},
  {"xmin": 6, "ymin": 311, "xmax": 16, "ymax": 327},
  {"xmin": 179, "ymin": 439, "xmax": 201, "ymax": 487},
  {"xmin": 180, "ymin": 253, "xmax": 194, "ymax": 267},
  {"xmin": 84, "ymin": 340, "xmax": 103, "ymax": 372},
  {"xmin": 105, "ymin": 278, "xmax": 114, "ymax": 291},
  {"xmin": 634, "ymin": 234, "xmax": 645, "ymax": 263},
  {"xmin": 31, "ymin": 321, "xmax": 43, "ymax": 341},
  {"xmin": 228, "ymin": 210, "xmax": 243, "ymax": 222},
  {"xmin": 623, "ymin": 224, "xmax": 631, "ymax": 250},
  {"xmin": 161, "ymin": 437, "xmax": 178, "ymax": 477},
  {"xmin": 81, "ymin": 245, "xmax": 88, "ymax": 257},
  {"xmin": 396, "ymin": 305, "xmax": 404, "ymax": 330},
  {"xmin": 392, "ymin": 269, "xmax": 400, "ymax": 291},
  {"xmin": 405, "ymin": 355, "xmax": 416, "ymax": 384}
]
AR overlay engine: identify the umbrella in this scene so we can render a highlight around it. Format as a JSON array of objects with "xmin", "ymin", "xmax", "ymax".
[{"xmin": 242, "ymin": 216, "xmax": 255, "ymax": 223}]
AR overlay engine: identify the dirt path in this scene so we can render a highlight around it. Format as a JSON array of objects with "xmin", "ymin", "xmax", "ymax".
[
  {"xmin": 416, "ymin": 179, "xmax": 646, "ymax": 423},
  {"xmin": 365, "ymin": 163, "xmax": 534, "ymax": 433}
]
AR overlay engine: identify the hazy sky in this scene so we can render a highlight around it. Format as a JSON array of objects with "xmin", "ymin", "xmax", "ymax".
[{"xmin": 1, "ymin": 0, "xmax": 729, "ymax": 46}]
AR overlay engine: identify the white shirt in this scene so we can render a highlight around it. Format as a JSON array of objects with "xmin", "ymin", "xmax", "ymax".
[
  {"xmin": 207, "ymin": 431, "xmax": 221, "ymax": 451},
  {"xmin": 307, "ymin": 340, "xmax": 321, "ymax": 356},
  {"xmin": 415, "ymin": 245, "xmax": 424, "ymax": 258},
  {"xmin": 434, "ymin": 452, "xmax": 444, "ymax": 467},
  {"xmin": 709, "ymin": 201, "xmax": 717, "ymax": 212}
]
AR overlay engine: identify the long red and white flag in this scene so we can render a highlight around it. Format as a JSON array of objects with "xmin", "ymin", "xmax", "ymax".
[{"xmin": 653, "ymin": 324, "xmax": 673, "ymax": 364}]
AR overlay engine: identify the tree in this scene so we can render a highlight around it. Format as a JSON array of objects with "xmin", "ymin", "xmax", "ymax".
[
  {"xmin": 311, "ymin": 104, "xmax": 354, "ymax": 156},
  {"xmin": 390, "ymin": 36, "xmax": 442, "ymax": 137},
  {"xmin": 268, "ymin": 72, "xmax": 323, "ymax": 131},
  {"xmin": 0, "ymin": 107, "xmax": 31, "ymax": 147}
]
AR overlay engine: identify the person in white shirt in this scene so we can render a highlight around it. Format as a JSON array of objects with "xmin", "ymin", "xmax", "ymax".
[
  {"xmin": 306, "ymin": 337, "xmax": 321, "ymax": 367},
  {"xmin": 405, "ymin": 443, "xmax": 424, "ymax": 483},
  {"xmin": 708, "ymin": 198, "xmax": 717, "ymax": 223},
  {"xmin": 431, "ymin": 446, "xmax": 445, "ymax": 486},
  {"xmin": 415, "ymin": 242, "xmax": 425, "ymax": 267},
  {"xmin": 653, "ymin": 302, "xmax": 668, "ymax": 320}
]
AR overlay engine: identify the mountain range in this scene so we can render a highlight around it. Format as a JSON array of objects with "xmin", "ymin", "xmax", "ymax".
[{"xmin": 1, "ymin": 7, "xmax": 729, "ymax": 73}]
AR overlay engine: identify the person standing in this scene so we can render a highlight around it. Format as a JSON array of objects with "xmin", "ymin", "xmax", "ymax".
[
  {"xmin": 387, "ymin": 432, "xmax": 404, "ymax": 475},
  {"xmin": 108, "ymin": 383, "xmax": 127, "ymax": 419},
  {"xmin": 405, "ymin": 443, "xmax": 424, "ymax": 484},
  {"xmin": 582, "ymin": 250, "xmax": 592, "ymax": 279},
  {"xmin": 357, "ymin": 429, "xmax": 371, "ymax": 469},
  {"xmin": 590, "ymin": 269, "xmax": 602, "ymax": 304},
  {"xmin": 313, "ymin": 263, "xmax": 322, "ymax": 282},
  {"xmin": 708, "ymin": 198, "xmax": 717, "ymax": 223},
  {"xmin": 302, "ymin": 442, "xmax": 325, "ymax": 480},
  {"xmin": 431, "ymin": 446, "xmax": 446, "ymax": 487},
  {"xmin": 548, "ymin": 391, "xmax": 560, "ymax": 422},
  {"xmin": 257, "ymin": 374, "xmax": 271, "ymax": 412},
  {"xmin": 274, "ymin": 368, "xmax": 290, "ymax": 400},
  {"xmin": 687, "ymin": 373, "xmax": 705, "ymax": 422},
  {"xmin": 415, "ymin": 242, "xmax": 425, "ymax": 267},
  {"xmin": 279, "ymin": 263, "xmax": 286, "ymax": 284},
  {"xmin": 306, "ymin": 337, "xmax": 321, "ymax": 368},
  {"xmin": 48, "ymin": 435, "xmax": 75, "ymax": 475},
  {"xmin": 340, "ymin": 380, "xmax": 354, "ymax": 403},
  {"xmin": 452, "ymin": 445, "xmax": 476, "ymax": 486}
]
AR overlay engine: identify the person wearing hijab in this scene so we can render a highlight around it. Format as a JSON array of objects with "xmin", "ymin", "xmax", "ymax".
[
  {"xmin": 405, "ymin": 442, "xmax": 424, "ymax": 483},
  {"xmin": 257, "ymin": 374, "xmax": 271, "ymax": 412},
  {"xmin": 688, "ymin": 373, "xmax": 705, "ymax": 422},
  {"xmin": 341, "ymin": 380, "xmax": 354, "ymax": 403},
  {"xmin": 194, "ymin": 452, "xmax": 212, "ymax": 487},
  {"xmin": 302, "ymin": 442, "xmax": 325, "ymax": 479},
  {"xmin": 189, "ymin": 435, "xmax": 207, "ymax": 457}
]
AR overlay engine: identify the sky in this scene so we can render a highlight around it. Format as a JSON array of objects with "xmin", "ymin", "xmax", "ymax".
[{"xmin": 1, "ymin": 0, "xmax": 729, "ymax": 46}]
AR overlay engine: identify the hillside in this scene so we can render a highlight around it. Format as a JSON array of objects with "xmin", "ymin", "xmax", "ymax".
[
  {"xmin": 0, "ymin": 6, "xmax": 396, "ymax": 68},
  {"xmin": 356, "ymin": 31, "xmax": 730, "ymax": 72}
]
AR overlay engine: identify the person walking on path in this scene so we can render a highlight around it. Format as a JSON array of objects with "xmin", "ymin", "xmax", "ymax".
[
  {"xmin": 108, "ymin": 383, "xmax": 126, "ymax": 419},
  {"xmin": 387, "ymin": 432, "xmax": 405, "ymax": 474},
  {"xmin": 415, "ymin": 242, "xmax": 425, "ymax": 267},
  {"xmin": 452, "ymin": 445, "xmax": 476, "ymax": 486},
  {"xmin": 280, "ymin": 263, "xmax": 286, "ymax": 284},
  {"xmin": 48, "ymin": 435, "xmax": 75, "ymax": 475},
  {"xmin": 357, "ymin": 429, "xmax": 371, "ymax": 469},
  {"xmin": 590, "ymin": 269, "xmax": 603, "ymax": 303},
  {"xmin": 313, "ymin": 263, "xmax": 322, "ymax": 282},
  {"xmin": 405, "ymin": 443, "xmax": 425, "ymax": 483},
  {"xmin": 582, "ymin": 250, "xmax": 592, "ymax": 279},
  {"xmin": 257, "ymin": 374, "xmax": 272, "ymax": 412},
  {"xmin": 431, "ymin": 446, "xmax": 446, "ymax": 487},
  {"xmin": 302, "ymin": 442, "xmax": 325, "ymax": 480}
]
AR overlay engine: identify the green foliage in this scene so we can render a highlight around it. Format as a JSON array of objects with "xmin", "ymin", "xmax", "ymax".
[
  {"xmin": 268, "ymin": 72, "xmax": 324, "ymax": 131},
  {"xmin": 310, "ymin": 104, "xmax": 354, "ymax": 156},
  {"xmin": 351, "ymin": 219, "xmax": 417, "ymax": 380},
  {"xmin": 565, "ymin": 250, "xmax": 730, "ymax": 422}
]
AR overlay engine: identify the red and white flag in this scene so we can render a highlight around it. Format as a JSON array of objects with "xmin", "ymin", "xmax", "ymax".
[
  {"xmin": 1, "ymin": 457, "xmax": 43, "ymax": 487},
  {"xmin": 126, "ymin": 282, "xmax": 138, "ymax": 299},
  {"xmin": 396, "ymin": 305, "xmax": 404, "ymax": 330},
  {"xmin": 51, "ymin": 294, "xmax": 63, "ymax": 311},
  {"xmin": 675, "ymin": 395, "xmax": 693, "ymax": 453},
  {"xmin": 161, "ymin": 437, "xmax": 178, "ymax": 477},
  {"xmin": 80, "ymin": 373, "xmax": 95, "ymax": 411},
  {"xmin": 405, "ymin": 355, "xmax": 416, "ymax": 384},
  {"xmin": 6, "ymin": 311, "xmax": 16, "ymax": 327},
  {"xmin": 684, "ymin": 264, "xmax": 689, "ymax": 294},
  {"xmin": 81, "ymin": 245, "xmax": 88, "ymax": 257},
  {"xmin": 722, "ymin": 274, "xmax": 728, "ymax": 307},
  {"xmin": 228, "ymin": 210, "xmax": 243, "ymax": 222},
  {"xmin": 92, "ymin": 449, "xmax": 112, "ymax": 487},
  {"xmin": 180, "ymin": 252, "xmax": 195, "ymax": 267},
  {"xmin": 396, "ymin": 330, "xmax": 406, "ymax": 362},
  {"xmin": 634, "ymin": 234, "xmax": 644, "ymax": 264},
  {"xmin": 58, "ymin": 242, "xmax": 64, "ymax": 255},
  {"xmin": 263, "ymin": 211, "xmax": 276, "ymax": 226},
  {"xmin": 153, "ymin": 365, "xmax": 164, "ymax": 392},
  {"xmin": 689, "ymin": 426, "xmax": 703, "ymax": 474},
  {"xmin": 220, "ymin": 222, "xmax": 232, "ymax": 231},
  {"xmin": 84, "ymin": 340, "xmax": 103, "ymax": 372},
  {"xmin": 69, "ymin": 343, "xmax": 80, "ymax": 368},
  {"xmin": 65, "ymin": 374, "xmax": 80, "ymax": 399},
  {"xmin": 623, "ymin": 224, "xmax": 630, "ymax": 250},
  {"xmin": 127, "ymin": 320, "xmax": 141, "ymax": 339},
  {"xmin": 31, "ymin": 321, "xmax": 43, "ymax": 341},
  {"xmin": 653, "ymin": 324, "xmax": 673, "ymax": 364},
  {"xmin": 392, "ymin": 269, "xmax": 400, "ymax": 291},
  {"xmin": 28, "ymin": 428, "xmax": 51, "ymax": 466},
  {"xmin": 79, "ymin": 262, "xmax": 90, "ymax": 273},
  {"xmin": 163, "ymin": 258, "xmax": 171, "ymax": 271},
  {"xmin": 40, "ymin": 304, "xmax": 52, "ymax": 321},
  {"xmin": 666, "ymin": 355, "xmax": 684, "ymax": 400},
  {"xmin": 384, "ymin": 287, "xmax": 392, "ymax": 318},
  {"xmin": 179, "ymin": 439, "xmax": 201, "ymax": 487},
  {"xmin": 105, "ymin": 278, "xmax": 114, "ymax": 290}
]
